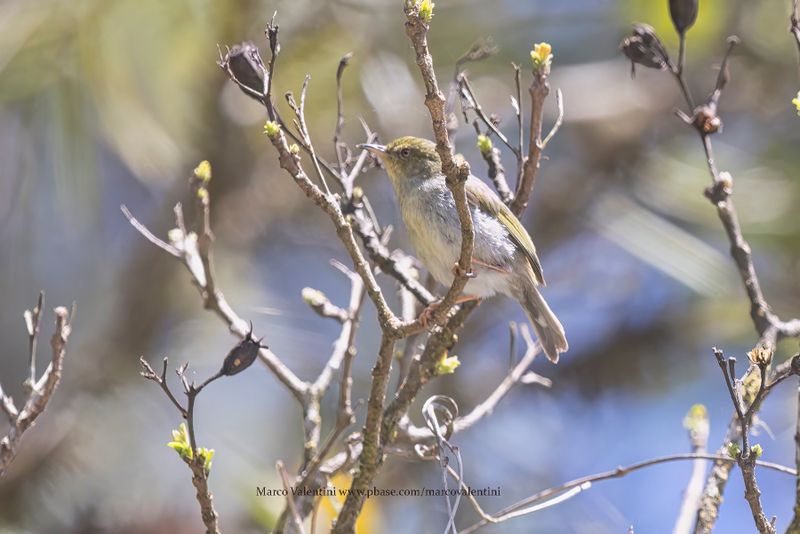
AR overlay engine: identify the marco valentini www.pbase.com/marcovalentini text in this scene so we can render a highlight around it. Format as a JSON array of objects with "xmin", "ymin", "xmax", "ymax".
[{"xmin": 255, "ymin": 485, "xmax": 503, "ymax": 498}]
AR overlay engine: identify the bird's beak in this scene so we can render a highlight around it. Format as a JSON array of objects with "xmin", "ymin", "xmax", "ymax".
[{"xmin": 357, "ymin": 143, "xmax": 387, "ymax": 158}]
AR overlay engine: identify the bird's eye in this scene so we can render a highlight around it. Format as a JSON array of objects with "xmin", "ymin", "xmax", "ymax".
[{"xmin": 400, "ymin": 148, "xmax": 411, "ymax": 159}]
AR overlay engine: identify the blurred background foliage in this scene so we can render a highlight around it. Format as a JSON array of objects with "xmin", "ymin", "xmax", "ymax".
[{"xmin": 1, "ymin": 0, "xmax": 800, "ymax": 532}]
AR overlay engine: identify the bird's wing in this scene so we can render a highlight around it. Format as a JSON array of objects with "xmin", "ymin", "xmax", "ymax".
[{"xmin": 465, "ymin": 176, "xmax": 545, "ymax": 285}]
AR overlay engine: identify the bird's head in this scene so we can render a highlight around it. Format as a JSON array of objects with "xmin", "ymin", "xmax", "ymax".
[{"xmin": 359, "ymin": 136, "xmax": 442, "ymax": 184}]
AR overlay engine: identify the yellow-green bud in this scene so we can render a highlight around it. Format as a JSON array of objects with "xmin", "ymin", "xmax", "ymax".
[
  {"xmin": 418, "ymin": 0, "xmax": 435, "ymax": 23},
  {"xmin": 682, "ymin": 404, "xmax": 708, "ymax": 431},
  {"xmin": 750, "ymin": 444, "xmax": 763, "ymax": 458},
  {"xmin": 167, "ymin": 423, "xmax": 193, "ymax": 460},
  {"xmin": 352, "ymin": 185, "xmax": 364, "ymax": 203},
  {"xmin": 530, "ymin": 42, "xmax": 553, "ymax": 73},
  {"xmin": 434, "ymin": 352, "xmax": 460, "ymax": 375},
  {"xmin": 476, "ymin": 134, "xmax": 492, "ymax": 155},
  {"xmin": 263, "ymin": 121, "xmax": 281, "ymax": 138},
  {"xmin": 726, "ymin": 441, "xmax": 741, "ymax": 459},
  {"xmin": 793, "ymin": 92, "xmax": 800, "ymax": 116},
  {"xmin": 301, "ymin": 287, "xmax": 327, "ymax": 307},
  {"xmin": 194, "ymin": 160, "xmax": 212, "ymax": 182},
  {"xmin": 289, "ymin": 143, "xmax": 300, "ymax": 155}
]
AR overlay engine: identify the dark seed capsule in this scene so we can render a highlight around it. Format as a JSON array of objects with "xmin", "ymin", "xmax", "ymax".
[
  {"xmin": 669, "ymin": 0, "xmax": 698, "ymax": 35},
  {"xmin": 219, "ymin": 41, "xmax": 269, "ymax": 98},
  {"xmin": 220, "ymin": 325, "xmax": 266, "ymax": 376}
]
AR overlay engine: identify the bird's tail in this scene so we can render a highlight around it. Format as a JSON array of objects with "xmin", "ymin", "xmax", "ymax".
[{"xmin": 519, "ymin": 284, "xmax": 568, "ymax": 364}]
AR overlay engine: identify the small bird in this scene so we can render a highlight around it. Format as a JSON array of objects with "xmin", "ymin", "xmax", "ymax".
[{"xmin": 360, "ymin": 136, "xmax": 567, "ymax": 363}]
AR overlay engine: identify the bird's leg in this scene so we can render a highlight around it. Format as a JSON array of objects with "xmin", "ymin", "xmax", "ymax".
[
  {"xmin": 419, "ymin": 294, "xmax": 481, "ymax": 328},
  {"xmin": 471, "ymin": 258, "xmax": 512, "ymax": 274}
]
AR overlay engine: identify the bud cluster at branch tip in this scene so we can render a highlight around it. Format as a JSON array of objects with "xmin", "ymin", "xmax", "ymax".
[
  {"xmin": 418, "ymin": 0, "xmax": 435, "ymax": 23},
  {"xmin": 194, "ymin": 160, "xmax": 212, "ymax": 183},
  {"xmin": 530, "ymin": 42, "xmax": 553, "ymax": 74},
  {"xmin": 167, "ymin": 422, "xmax": 216, "ymax": 473},
  {"xmin": 263, "ymin": 121, "xmax": 281, "ymax": 139}
]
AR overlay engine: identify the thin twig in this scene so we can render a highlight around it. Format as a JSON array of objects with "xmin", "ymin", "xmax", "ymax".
[
  {"xmin": 121, "ymin": 202, "xmax": 308, "ymax": 401},
  {"xmin": 510, "ymin": 54, "xmax": 551, "ymax": 215},
  {"xmin": 278, "ymin": 460, "xmax": 306, "ymax": 534},
  {"xmin": 334, "ymin": 52, "xmax": 353, "ymax": 191},
  {"xmin": 460, "ymin": 453, "xmax": 795, "ymax": 534},
  {"xmin": 23, "ymin": 292, "xmax": 44, "ymax": 389},
  {"xmin": 453, "ymin": 324, "xmax": 543, "ymax": 433}
]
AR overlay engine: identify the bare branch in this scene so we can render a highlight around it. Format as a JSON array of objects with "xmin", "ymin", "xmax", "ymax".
[
  {"xmin": 402, "ymin": 5, "xmax": 475, "ymax": 330},
  {"xmin": 333, "ymin": 335, "xmax": 397, "ymax": 533},
  {"xmin": 121, "ymin": 189, "xmax": 308, "ymax": 402},
  {"xmin": 787, "ymin": 382, "xmax": 800, "ymax": 532},
  {"xmin": 540, "ymin": 88, "xmax": 564, "ymax": 149},
  {"xmin": 0, "ymin": 302, "xmax": 71, "ymax": 477},
  {"xmin": 510, "ymin": 54, "xmax": 551, "ymax": 215},
  {"xmin": 712, "ymin": 348, "xmax": 781, "ymax": 534},
  {"xmin": 139, "ymin": 357, "xmax": 188, "ymax": 417}
]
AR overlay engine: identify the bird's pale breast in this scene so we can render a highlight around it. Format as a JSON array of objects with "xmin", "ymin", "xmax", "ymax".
[{"xmin": 398, "ymin": 176, "xmax": 517, "ymax": 298}]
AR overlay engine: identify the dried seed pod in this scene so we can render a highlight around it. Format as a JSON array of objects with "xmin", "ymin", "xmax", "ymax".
[
  {"xmin": 220, "ymin": 323, "xmax": 266, "ymax": 376},
  {"xmin": 620, "ymin": 24, "xmax": 670, "ymax": 76},
  {"xmin": 219, "ymin": 41, "xmax": 269, "ymax": 98},
  {"xmin": 669, "ymin": 0, "xmax": 698, "ymax": 35}
]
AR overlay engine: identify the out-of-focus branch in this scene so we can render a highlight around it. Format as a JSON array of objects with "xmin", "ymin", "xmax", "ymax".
[
  {"xmin": 457, "ymin": 73, "xmax": 514, "ymax": 205},
  {"xmin": 453, "ymin": 324, "xmax": 546, "ymax": 434},
  {"xmin": 0, "ymin": 300, "xmax": 71, "ymax": 477},
  {"xmin": 23, "ymin": 292, "xmax": 44, "ymax": 389},
  {"xmin": 121, "ymin": 192, "xmax": 307, "ymax": 402},
  {"xmin": 273, "ymin": 263, "xmax": 366, "ymax": 531},
  {"xmin": 673, "ymin": 405, "xmax": 710, "ymax": 534},
  {"xmin": 460, "ymin": 452, "xmax": 795, "ymax": 534},
  {"xmin": 788, "ymin": 383, "xmax": 800, "ymax": 533},
  {"xmin": 791, "ymin": 0, "xmax": 800, "ymax": 78}
]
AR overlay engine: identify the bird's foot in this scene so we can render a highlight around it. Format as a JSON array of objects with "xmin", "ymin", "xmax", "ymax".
[
  {"xmin": 451, "ymin": 262, "xmax": 476, "ymax": 279},
  {"xmin": 419, "ymin": 301, "xmax": 440, "ymax": 329},
  {"xmin": 418, "ymin": 294, "xmax": 481, "ymax": 329}
]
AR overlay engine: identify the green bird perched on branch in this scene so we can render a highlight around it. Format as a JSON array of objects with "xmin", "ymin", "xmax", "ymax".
[{"xmin": 360, "ymin": 136, "xmax": 568, "ymax": 363}]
